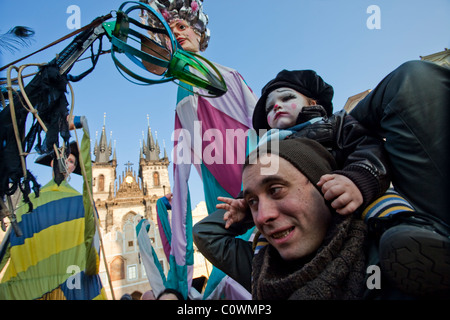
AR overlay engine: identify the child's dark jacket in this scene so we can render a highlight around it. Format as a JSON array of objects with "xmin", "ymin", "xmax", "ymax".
[{"xmin": 286, "ymin": 105, "xmax": 390, "ymax": 210}]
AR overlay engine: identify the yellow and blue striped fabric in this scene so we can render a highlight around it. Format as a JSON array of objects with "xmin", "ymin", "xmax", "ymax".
[
  {"xmin": 0, "ymin": 180, "xmax": 106, "ymax": 300},
  {"xmin": 361, "ymin": 188, "xmax": 415, "ymax": 222}
]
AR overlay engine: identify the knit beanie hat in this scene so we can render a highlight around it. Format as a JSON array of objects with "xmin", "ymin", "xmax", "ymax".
[
  {"xmin": 252, "ymin": 70, "xmax": 334, "ymax": 131},
  {"xmin": 245, "ymin": 138, "xmax": 337, "ymax": 190}
]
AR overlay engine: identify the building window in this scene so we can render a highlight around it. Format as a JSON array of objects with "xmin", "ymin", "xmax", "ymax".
[
  {"xmin": 159, "ymin": 259, "xmax": 166, "ymax": 274},
  {"xmin": 110, "ymin": 256, "xmax": 125, "ymax": 281},
  {"xmin": 128, "ymin": 265, "xmax": 137, "ymax": 280},
  {"xmin": 98, "ymin": 174, "xmax": 105, "ymax": 191},
  {"xmin": 153, "ymin": 172, "xmax": 160, "ymax": 186},
  {"xmin": 124, "ymin": 223, "xmax": 135, "ymax": 252}
]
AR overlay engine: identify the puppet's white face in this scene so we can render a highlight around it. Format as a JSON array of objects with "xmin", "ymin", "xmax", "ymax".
[{"xmin": 170, "ymin": 19, "xmax": 201, "ymax": 53}]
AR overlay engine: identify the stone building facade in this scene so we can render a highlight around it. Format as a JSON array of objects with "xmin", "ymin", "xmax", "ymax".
[
  {"xmin": 92, "ymin": 121, "xmax": 171, "ymax": 300},
  {"xmin": 92, "ymin": 119, "xmax": 211, "ymax": 300}
]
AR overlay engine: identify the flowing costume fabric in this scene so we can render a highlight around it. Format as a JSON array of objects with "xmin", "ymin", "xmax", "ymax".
[
  {"xmin": 159, "ymin": 62, "xmax": 257, "ymax": 299},
  {"xmin": 136, "ymin": 219, "xmax": 167, "ymax": 297}
]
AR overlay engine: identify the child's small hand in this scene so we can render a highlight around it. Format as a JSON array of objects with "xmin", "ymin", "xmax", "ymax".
[
  {"xmin": 317, "ymin": 174, "xmax": 363, "ymax": 215},
  {"xmin": 216, "ymin": 196, "xmax": 248, "ymax": 229},
  {"xmin": 164, "ymin": 193, "xmax": 173, "ymax": 203}
]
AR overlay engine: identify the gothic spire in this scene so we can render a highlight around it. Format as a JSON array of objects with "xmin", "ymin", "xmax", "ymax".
[
  {"xmin": 142, "ymin": 115, "xmax": 161, "ymax": 161},
  {"xmin": 163, "ymin": 139, "xmax": 168, "ymax": 160},
  {"xmin": 94, "ymin": 113, "xmax": 113, "ymax": 163}
]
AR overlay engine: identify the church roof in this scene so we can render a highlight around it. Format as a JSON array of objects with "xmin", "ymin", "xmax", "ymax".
[
  {"xmin": 140, "ymin": 115, "xmax": 168, "ymax": 163},
  {"xmin": 93, "ymin": 113, "xmax": 116, "ymax": 164}
]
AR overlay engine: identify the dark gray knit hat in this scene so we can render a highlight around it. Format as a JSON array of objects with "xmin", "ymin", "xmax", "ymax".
[
  {"xmin": 253, "ymin": 69, "xmax": 334, "ymax": 131},
  {"xmin": 245, "ymin": 138, "xmax": 337, "ymax": 188}
]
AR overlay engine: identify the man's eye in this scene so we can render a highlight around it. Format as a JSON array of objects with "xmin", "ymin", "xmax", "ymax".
[
  {"xmin": 246, "ymin": 197, "xmax": 257, "ymax": 208},
  {"xmin": 269, "ymin": 186, "xmax": 283, "ymax": 196},
  {"xmin": 269, "ymin": 187, "xmax": 279, "ymax": 194}
]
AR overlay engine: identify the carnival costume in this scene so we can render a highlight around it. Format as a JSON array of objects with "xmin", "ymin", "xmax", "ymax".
[{"xmin": 142, "ymin": 0, "xmax": 257, "ymax": 299}]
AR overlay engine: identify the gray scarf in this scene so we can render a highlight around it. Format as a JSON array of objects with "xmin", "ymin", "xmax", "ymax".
[{"xmin": 252, "ymin": 215, "xmax": 368, "ymax": 300}]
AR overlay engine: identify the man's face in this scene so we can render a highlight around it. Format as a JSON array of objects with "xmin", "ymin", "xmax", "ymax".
[
  {"xmin": 243, "ymin": 154, "xmax": 332, "ymax": 261},
  {"xmin": 265, "ymin": 88, "xmax": 315, "ymax": 129},
  {"xmin": 169, "ymin": 19, "xmax": 201, "ymax": 53}
]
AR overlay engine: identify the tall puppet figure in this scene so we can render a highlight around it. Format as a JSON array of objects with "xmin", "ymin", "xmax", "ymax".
[{"xmin": 143, "ymin": 0, "xmax": 257, "ymax": 299}]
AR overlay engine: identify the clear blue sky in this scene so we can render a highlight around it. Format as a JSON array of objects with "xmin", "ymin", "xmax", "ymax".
[{"xmin": 1, "ymin": 0, "xmax": 449, "ymax": 207}]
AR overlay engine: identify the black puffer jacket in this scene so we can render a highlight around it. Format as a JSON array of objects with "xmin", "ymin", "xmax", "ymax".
[{"xmin": 286, "ymin": 105, "xmax": 390, "ymax": 210}]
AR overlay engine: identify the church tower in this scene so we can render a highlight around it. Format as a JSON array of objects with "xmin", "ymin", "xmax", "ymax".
[
  {"xmin": 92, "ymin": 115, "xmax": 171, "ymax": 300},
  {"xmin": 139, "ymin": 115, "xmax": 170, "ymax": 222},
  {"xmin": 92, "ymin": 113, "xmax": 117, "ymax": 204}
]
